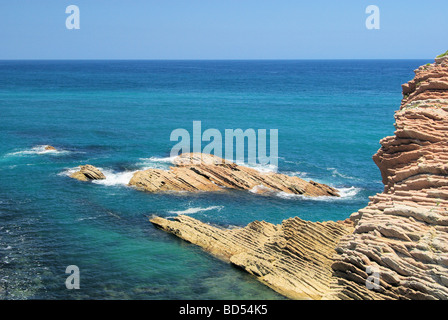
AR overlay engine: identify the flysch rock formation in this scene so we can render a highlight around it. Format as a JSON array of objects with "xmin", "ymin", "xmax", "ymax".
[
  {"xmin": 70, "ymin": 164, "xmax": 106, "ymax": 181},
  {"xmin": 129, "ymin": 153, "xmax": 339, "ymax": 197},
  {"xmin": 150, "ymin": 215, "xmax": 354, "ymax": 300},
  {"xmin": 330, "ymin": 54, "xmax": 448, "ymax": 300},
  {"xmin": 149, "ymin": 54, "xmax": 448, "ymax": 300}
]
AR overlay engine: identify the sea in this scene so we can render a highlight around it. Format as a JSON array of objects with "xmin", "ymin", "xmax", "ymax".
[{"xmin": 0, "ymin": 59, "xmax": 429, "ymax": 299}]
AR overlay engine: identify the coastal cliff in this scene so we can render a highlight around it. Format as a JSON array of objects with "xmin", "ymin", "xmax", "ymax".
[
  {"xmin": 330, "ymin": 54, "xmax": 448, "ymax": 300},
  {"xmin": 150, "ymin": 54, "xmax": 448, "ymax": 300}
]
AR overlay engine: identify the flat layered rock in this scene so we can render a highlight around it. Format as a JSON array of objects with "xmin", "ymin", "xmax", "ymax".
[
  {"xmin": 151, "ymin": 215, "xmax": 353, "ymax": 300},
  {"xmin": 70, "ymin": 164, "xmax": 106, "ymax": 181},
  {"xmin": 129, "ymin": 153, "xmax": 339, "ymax": 197}
]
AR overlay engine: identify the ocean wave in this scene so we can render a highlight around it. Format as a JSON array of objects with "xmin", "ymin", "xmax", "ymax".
[
  {"xmin": 249, "ymin": 185, "xmax": 274, "ymax": 194},
  {"xmin": 275, "ymin": 186, "xmax": 362, "ymax": 201},
  {"xmin": 168, "ymin": 205, "xmax": 224, "ymax": 215},
  {"xmin": 137, "ymin": 156, "xmax": 177, "ymax": 170},
  {"xmin": 92, "ymin": 169, "xmax": 136, "ymax": 187},
  {"xmin": 337, "ymin": 186, "xmax": 362, "ymax": 198},
  {"xmin": 58, "ymin": 167, "xmax": 80, "ymax": 177},
  {"xmin": 284, "ymin": 170, "xmax": 308, "ymax": 179},
  {"xmin": 6, "ymin": 145, "xmax": 71, "ymax": 157},
  {"xmin": 59, "ymin": 166, "xmax": 136, "ymax": 186},
  {"xmin": 234, "ymin": 161, "xmax": 278, "ymax": 173}
]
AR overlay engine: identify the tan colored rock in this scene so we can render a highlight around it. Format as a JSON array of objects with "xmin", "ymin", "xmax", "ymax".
[
  {"xmin": 330, "ymin": 56, "xmax": 448, "ymax": 300},
  {"xmin": 44, "ymin": 145, "xmax": 57, "ymax": 151},
  {"xmin": 129, "ymin": 153, "xmax": 339, "ymax": 197},
  {"xmin": 150, "ymin": 215, "xmax": 353, "ymax": 300},
  {"xmin": 70, "ymin": 165, "xmax": 106, "ymax": 181}
]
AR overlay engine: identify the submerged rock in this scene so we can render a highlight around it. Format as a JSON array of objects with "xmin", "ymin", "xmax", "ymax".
[
  {"xmin": 150, "ymin": 54, "xmax": 448, "ymax": 300},
  {"xmin": 70, "ymin": 165, "xmax": 106, "ymax": 181},
  {"xmin": 129, "ymin": 153, "xmax": 339, "ymax": 197}
]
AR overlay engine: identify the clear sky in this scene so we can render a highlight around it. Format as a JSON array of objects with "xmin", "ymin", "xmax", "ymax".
[{"xmin": 0, "ymin": 0, "xmax": 446, "ymax": 59}]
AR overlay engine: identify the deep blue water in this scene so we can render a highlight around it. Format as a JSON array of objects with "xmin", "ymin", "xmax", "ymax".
[{"xmin": 0, "ymin": 60, "xmax": 429, "ymax": 299}]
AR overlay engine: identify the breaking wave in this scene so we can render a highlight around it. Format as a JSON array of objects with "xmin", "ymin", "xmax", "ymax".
[
  {"xmin": 275, "ymin": 186, "xmax": 362, "ymax": 201},
  {"xmin": 92, "ymin": 169, "xmax": 136, "ymax": 187},
  {"xmin": 137, "ymin": 156, "xmax": 177, "ymax": 170},
  {"xmin": 6, "ymin": 145, "xmax": 71, "ymax": 157},
  {"xmin": 59, "ymin": 167, "xmax": 136, "ymax": 187}
]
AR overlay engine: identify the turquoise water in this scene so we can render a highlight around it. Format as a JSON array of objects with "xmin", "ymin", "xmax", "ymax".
[{"xmin": 0, "ymin": 60, "xmax": 428, "ymax": 299}]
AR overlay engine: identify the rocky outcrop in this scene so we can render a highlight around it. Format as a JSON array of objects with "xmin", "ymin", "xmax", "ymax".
[
  {"xmin": 70, "ymin": 165, "xmax": 106, "ymax": 181},
  {"xmin": 330, "ymin": 54, "xmax": 448, "ymax": 300},
  {"xmin": 151, "ymin": 215, "xmax": 353, "ymax": 300},
  {"xmin": 129, "ymin": 153, "xmax": 339, "ymax": 197},
  {"xmin": 149, "ymin": 54, "xmax": 448, "ymax": 300},
  {"xmin": 44, "ymin": 145, "xmax": 57, "ymax": 151}
]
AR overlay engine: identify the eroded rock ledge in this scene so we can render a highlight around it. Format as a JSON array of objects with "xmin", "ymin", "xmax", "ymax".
[
  {"xmin": 151, "ymin": 215, "xmax": 353, "ymax": 300},
  {"xmin": 129, "ymin": 153, "xmax": 339, "ymax": 197},
  {"xmin": 150, "ymin": 54, "xmax": 448, "ymax": 300}
]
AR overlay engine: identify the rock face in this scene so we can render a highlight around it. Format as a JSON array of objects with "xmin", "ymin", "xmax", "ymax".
[
  {"xmin": 330, "ymin": 54, "xmax": 448, "ymax": 300},
  {"xmin": 149, "ymin": 54, "xmax": 448, "ymax": 300},
  {"xmin": 70, "ymin": 165, "xmax": 106, "ymax": 181},
  {"xmin": 129, "ymin": 153, "xmax": 339, "ymax": 197}
]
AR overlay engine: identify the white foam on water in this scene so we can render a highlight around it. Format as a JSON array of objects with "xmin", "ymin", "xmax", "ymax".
[
  {"xmin": 168, "ymin": 205, "xmax": 224, "ymax": 215},
  {"xmin": 337, "ymin": 186, "xmax": 362, "ymax": 198},
  {"xmin": 137, "ymin": 156, "xmax": 177, "ymax": 170},
  {"xmin": 249, "ymin": 185, "xmax": 275, "ymax": 194},
  {"xmin": 59, "ymin": 167, "xmax": 135, "ymax": 187},
  {"xmin": 286, "ymin": 171, "xmax": 309, "ymax": 179},
  {"xmin": 92, "ymin": 169, "xmax": 137, "ymax": 187},
  {"xmin": 275, "ymin": 186, "xmax": 362, "ymax": 201},
  {"xmin": 6, "ymin": 145, "xmax": 71, "ymax": 157},
  {"xmin": 58, "ymin": 167, "xmax": 79, "ymax": 177},
  {"xmin": 233, "ymin": 160, "xmax": 278, "ymax": 173},
  {"xmin": 140, "ymin": 156, "xmax": 177, "ymax": 164}
]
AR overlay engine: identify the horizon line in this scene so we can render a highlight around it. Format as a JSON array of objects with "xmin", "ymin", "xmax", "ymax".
[{"xmin": 0, "ymin": 58, "xmax": 434, "ymax": 61}]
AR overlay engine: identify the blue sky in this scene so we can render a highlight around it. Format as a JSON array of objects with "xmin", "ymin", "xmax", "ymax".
[{"xmin": 0, "ymin": 0, "xmax": 446, "ymax": 59}]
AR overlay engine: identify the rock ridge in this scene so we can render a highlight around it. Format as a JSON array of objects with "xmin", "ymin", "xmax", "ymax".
[{"xmin": 129, "ymin": 153, "xmax": 339, "ymax": 197}]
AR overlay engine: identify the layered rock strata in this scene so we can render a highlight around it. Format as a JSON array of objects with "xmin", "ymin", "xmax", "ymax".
[
  {"xmin": 129, "ymin": 153, "xmax": 339, "ymax": 197},
  {"xmin": 151, "ymin": 215, "xmax": 353, "ymax": 300},
  {"xmin": 70, "ymin": 164, "xmax": 106, "ymax": 181},
  {"xmin": 330, "ymin": 55, "xmax": 448, "ymax": 300},
  {"xmin": 149, "ymin": 54, "xmax": 448, "ymax": 300}
]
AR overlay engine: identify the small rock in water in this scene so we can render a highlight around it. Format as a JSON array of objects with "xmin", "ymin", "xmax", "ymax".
[{"xmin": 70, "ymin": 165, "xmax": 106, "ymax": 181}]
